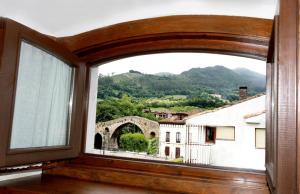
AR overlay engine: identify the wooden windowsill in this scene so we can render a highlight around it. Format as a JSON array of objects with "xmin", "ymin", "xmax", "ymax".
[
  {"xmin": 0, "ymin": 174, "xmax": 168, "ymax": 194},
  {"xmin": 40, "ymin": 154, "xmax": 270, "ymax": 194}
]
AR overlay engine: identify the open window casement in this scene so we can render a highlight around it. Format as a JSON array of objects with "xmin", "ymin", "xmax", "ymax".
[
  {"xmin": 0, "ymin": 18, "xmax": 86, "ymax": 168},
  {"xmin": 265, "ymin": 17, "xmax": 276, "ymax": 190}
]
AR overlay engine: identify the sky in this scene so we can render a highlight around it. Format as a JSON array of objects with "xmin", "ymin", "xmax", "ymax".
[{"xmin": 97, "ymin": 53, "xmax": 266, "ymax": 76}]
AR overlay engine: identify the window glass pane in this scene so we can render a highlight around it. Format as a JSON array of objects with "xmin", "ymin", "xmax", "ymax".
[
  {"xmin": 205, "ymin": 127, "xmax": 216, "ymax": 143},
  {"xmin": 10, "ymin": 41, "xmax": 74, "ymax": 149},
  {"xmin": 255, "ymin": 128, "xmax": 266, "ymax": 149},
  {"xmin": 216, "ymin": 126, "xmax": 235, "ymax": 140},
  {"xmin": 166, "ymin": 132, "xmax": 170, "ymax": 142},
  {"xmin": 176, "ymin": 132, "xmax": 181, "ymax": 143}
]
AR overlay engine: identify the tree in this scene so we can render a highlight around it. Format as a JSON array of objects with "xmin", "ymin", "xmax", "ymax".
[
  {"xmin": 96, "ymin": 100, "xmax": 120, "ymax": 122},
  {"xmin": 96, "ymin": 95, "xmax": 158, "ymax": 123},
  {"xmin": 147, "ymin": 138, "xmax": 159, "ymax": 155},
  {"xmin": 185, "ymin": 93, "xmax": 226, "ymax": 108}
]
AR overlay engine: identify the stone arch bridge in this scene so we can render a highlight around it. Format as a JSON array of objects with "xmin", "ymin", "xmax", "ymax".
[{"xmin": 95, "ymin": 116, "xmax": 159, "ymax": 150}]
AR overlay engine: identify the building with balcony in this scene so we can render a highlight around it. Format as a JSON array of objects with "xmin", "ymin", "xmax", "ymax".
[{"xmin": 159, "ymin": 94, "xmax": 266, "ymax": 170}]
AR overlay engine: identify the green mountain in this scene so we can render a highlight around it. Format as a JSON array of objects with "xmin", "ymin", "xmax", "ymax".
[{"xmin": 97, "ymin": 66, "xmax": 266, "ymax": 100}]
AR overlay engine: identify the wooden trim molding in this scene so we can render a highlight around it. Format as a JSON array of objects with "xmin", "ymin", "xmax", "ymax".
[
  {"xmin": 57, "ymin": 15, "xmax": 273, "ymax": 64},
  {"xmin": 0, "ymin": 17, "xmax": 5, "ymax": 71},
  {"xmin": 272, "ymin": 0, "xmax": 298, "ymax": 193}
]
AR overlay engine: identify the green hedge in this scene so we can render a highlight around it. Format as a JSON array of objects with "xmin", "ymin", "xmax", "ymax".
[{"xmin": 119, "ymin": 133, "xmax": 148, "ymax": 152}]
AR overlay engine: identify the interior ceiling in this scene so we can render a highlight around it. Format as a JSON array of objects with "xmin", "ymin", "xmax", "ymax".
[{"xmin": 0, "ymin": 0, "xmax": 276, "ymax": 37}]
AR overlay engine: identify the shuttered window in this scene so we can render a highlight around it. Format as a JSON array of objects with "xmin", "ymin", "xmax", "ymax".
[
  {"xmin": 216, "ymin": 126, "xmax": 235, "ymax": 141},
  {"xmin": 255, "ymin": 128, "xmax": 266, "ymax": 149}
]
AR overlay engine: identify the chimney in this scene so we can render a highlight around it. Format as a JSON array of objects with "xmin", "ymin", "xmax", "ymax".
[{"xmin": 239, "ymin": 86, "xmax": 248, "ymax": 100}]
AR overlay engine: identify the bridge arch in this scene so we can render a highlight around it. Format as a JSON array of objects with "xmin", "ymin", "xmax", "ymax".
[
  {"xmin": 95, "ymin": 116, "xmax": 159, "ymax": 150},
  {"xmin": 96, "ymin": 116, "xmax": 159, "ymax": 139},
  {"xmin": 111, "ymin": 122, "xmax": 144, "ymax": 147},
  {"xmin": 108, "ymin": 121, "xmax": 148, "ymax": 139}
]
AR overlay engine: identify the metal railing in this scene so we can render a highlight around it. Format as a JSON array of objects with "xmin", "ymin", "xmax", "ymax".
[{"xmin": 184, "ymin": 143, "xmax": 213, "ymax": 165}]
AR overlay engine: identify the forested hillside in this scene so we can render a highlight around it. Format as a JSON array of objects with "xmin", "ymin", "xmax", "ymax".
[{"xmin": 98, "ymin": 66, "xmax": 266, "ymax": 101}]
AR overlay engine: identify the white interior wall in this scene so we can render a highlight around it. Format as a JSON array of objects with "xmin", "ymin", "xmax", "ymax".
[
  {"xmin": 85, "ymin": 67, "xmax": 98, "ymax": 153},
  {"xmin": 0, "ymin": 0, "xmax": 276, "ymax": 37}
]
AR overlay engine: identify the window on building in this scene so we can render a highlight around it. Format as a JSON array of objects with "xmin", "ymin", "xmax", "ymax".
[
  {"xmin": 176, "ymin": 132, "xmax": 181, "ymax": 143},
  {"xmin": 216, "ymin": 126, "xmax": 235, "ymax": 141},
  {"xmin": 205, "ymin": 127, "xmax": 216, "ymax": 143},
  {"xmin": 255, "ymin": 128, "xmax": 266, "ymax": 149},
  {"xmin": 166, "ymin": 132, "xmax": 170, "ymax": 142},
  {"xmin": 175, "ymin": 147, "xmax": 180, "ymax": 158},
  {"xmin": 165, "ymin": 146, "xmax": 170, "ymax": 156}
]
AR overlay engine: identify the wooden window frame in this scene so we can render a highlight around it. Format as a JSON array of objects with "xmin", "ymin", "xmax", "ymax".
[
  {"xmin": 59, "ymin": 14, "xmax": 281, "ymax": 193},
  {"xmin": 0, "ymin": 19, "xmax": 86, "ymax": 167},
  {"xmin": 57, "ymin": 16, "xmax": 274, "ymax": 185},
  {"xmin": 0, "ymin": 7, "xmax": 298, "ymax": 192},
  {"xmin": 62, "ymin": 15, "xmax": 275, "ymax": 190},
  {"xmin": 62, "ymin": 15, "xmax": 281, "ymax": 193}
]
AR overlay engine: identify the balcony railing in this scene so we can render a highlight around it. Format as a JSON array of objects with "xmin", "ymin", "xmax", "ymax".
[{"xmin": 184, "ymin": 143, "xmax": 213, "ymax": 165}]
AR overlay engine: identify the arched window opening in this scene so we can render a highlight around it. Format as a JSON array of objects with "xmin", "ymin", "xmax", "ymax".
[{"xmin": 86, "ymin": 52, "xmax": 266, "ymax": 170}]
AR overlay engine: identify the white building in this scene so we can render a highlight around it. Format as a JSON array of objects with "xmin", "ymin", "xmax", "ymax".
[{"xmin": 159, "ymin": 94, "xmax": 266, "ymax": 170}]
